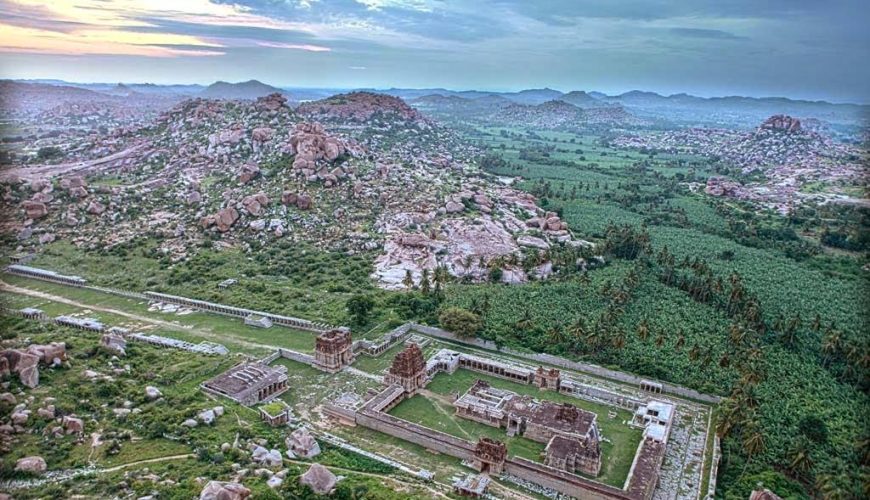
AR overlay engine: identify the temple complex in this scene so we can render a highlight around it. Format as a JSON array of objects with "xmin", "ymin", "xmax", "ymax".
[
  {"xmin": 313, "ymin": 328, "xmax": 354, "ymax": 373},
  {"xmin": 201, "ymin": 361, "xmax": 289, "ymax": 406},
  {"xmin": 455, "ymin": 380, "xmax": 602, "ymax": 476},
  {"xmin": 384, "ymin": 343, "xmax": 428, "ymax": 394}
]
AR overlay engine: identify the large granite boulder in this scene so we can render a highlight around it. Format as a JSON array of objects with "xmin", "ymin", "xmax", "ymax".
[
  {"xmin": 300, "ymin": 463, "xmax": 337, "ymax": 495},
  {"xmin": 286, "ymin": 427, "xmax": 321, "ymax": 458},
  {"xmin": 199, "ymin": 481, "xmax": 251, "ymax": 500},
  {"xmin": 15, "ymin": 456, "xmax": 47, "ymax": 474}
]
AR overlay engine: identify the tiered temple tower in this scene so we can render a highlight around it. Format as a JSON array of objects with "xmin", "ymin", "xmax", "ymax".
[
  {"xmin": 313, "ymin": 328, "xmax": 354, "ymax": 373},
  {"xmin": 384, "ymin": 343, "xmax": 428, "ymax": 394}
]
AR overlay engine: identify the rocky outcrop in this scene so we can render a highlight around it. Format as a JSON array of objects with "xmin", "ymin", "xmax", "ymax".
[
  {"xmin": 759, "ymin": 115, "xmax": 801, "ymax": 133},
  {"xmin": 100, "ymin": 333, "xmax": 126, "ymax": 356},
  {"xmin": 241, "ymin": 192, "xmax": 269, "ymax": 216},
  {"xmin": 286, "ymin": 122, "xmax": 357, "ymax": 187},
  {"xmin": 298, "ymin": 92, "xmax": 425, "ymax": 124},
  {"xmin": 22, "ymin": 200, "xmax": 48, "ymax": 219},
  {"xmin": 286, "ymin": 427, "xmax": 321, "ymax": 458},
  {"xmin": 199, "ymin": 481, "xmax": 251, "ymax": 500},
  {"xmin": 704, "ymin": 177, "xmax": 746, "ymax": 197},
  {"xmin": 86, "ymin": 201, "xmax": 106, "ymax": 215},
  {"xmin": 238, "ymin": 163, "xmax": 260, "ymax": 184},
  {"xmin": 15, "ymin": 456, "xmax": 47, "ymax": 474},
  {"xmin": 201, "ymin": 207, "xmax": 240, "ymax": 232},
  {"xmin": 299, "ymin": 463, "xmax": 337, "ymax": 495},
  {"xmin": 282, "ymin": 191, "xmax": 312, "ymax": 210}
]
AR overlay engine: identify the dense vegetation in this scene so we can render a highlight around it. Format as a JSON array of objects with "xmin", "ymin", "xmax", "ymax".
[{"xmin": 442, "ymin": 127, "xmax": 869, "ymax": 499}]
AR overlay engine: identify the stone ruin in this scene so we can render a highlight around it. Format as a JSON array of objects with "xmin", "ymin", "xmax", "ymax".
[
  {"xmin": 453, "ymin": 473, "xmax": 491, "ymax": 498},
  {"xmin": 384, "ymin": 343, "xmax": 428, "ymax": 394},
  {"xmin": 471, "ymin": 438, "xmax": 507, "ymax": 474},
  {"xmin": 200, "ymin": 361, "xmax": 289, "ymax": 406},
  {"xmin": 534, "ymin": 366, "xmax": 561, "ymax": 391},
  {"xmin": 313, "ymin": 328, "xmax": 354, "ymax": 373},
  {"xmin": 455, "ymin": 380, "xmax": 602, "ymax": 476}
]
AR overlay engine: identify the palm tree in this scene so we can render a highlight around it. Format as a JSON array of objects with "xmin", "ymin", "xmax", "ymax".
[
  {"xmin": 547, "ymin": 325, "xmax": 566, "ymax": 346},
  {"xmin": 742, "ymin": 421, "xmax": 765, "ymax": 458},
  {"xmin": 786, "ymin": 439, "xmax": 813, "ymax": 479},
  {"xmin": 612, "ymin": 329, "xmax": 626, "ymax": 350},
  {"xmin": 402, "ymin": 269, "xmax": 414, "ymax": 290},
  {"xmin": 420, "ymin": 269, "xmax": 431, "ymax": 294},
  {"xmin": 675, "ymin": 331, "xmax": 686, "ymax": 350},
  {"xmin": 568, "ymin": 317, "xmax": 587, "ymax": 340},
  {"xmin": 516, "ymin": 308, "xmax": 534, "ymax": 331},
  {"xmin": 719, "ymin": 353, "xmax": 731, "ymax": 368},
  {"xmin": 636, "ymin": 319, "xmax": 650, "ymax": 341},
  {"xmin": 655, "ymin": 333, "xmax": 666, "ymax": 348}
]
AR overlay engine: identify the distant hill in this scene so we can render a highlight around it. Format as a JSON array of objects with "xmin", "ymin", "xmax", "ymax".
[
  {"xmin": 200, "ymin": 80, "xmax": 286, "ymax": 100},
  {"xmin": 559, "ymin": 90, "xmax": 606, "ymax": 108},
  {"xmin": 503, "ymin": 88, "xmax": 564, "ymax": 105}
]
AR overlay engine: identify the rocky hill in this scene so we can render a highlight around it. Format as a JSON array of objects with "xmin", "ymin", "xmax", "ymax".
[
  {"xmin": 614, "ymin": 115, "xmax": 866, "ymax": 212},
  {"xmin": 200, "ymin": 80, "xmax": 287, "ymax": 100},
  {"xmin": 3, "ymin": 92, "xmax": 587, "ymax": 289},
  {"xmin": 297, "ymin": 92, "xmax": 427, "ymax": 125}
]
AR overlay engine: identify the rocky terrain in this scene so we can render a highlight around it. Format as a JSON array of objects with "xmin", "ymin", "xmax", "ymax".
[
  {"xmin": 615, "ymin": 115, "xmax": 868, "ymax": 213},
  {"xmin": 1, "ymin": 91, "xmax": 585, "ymax": 288}
]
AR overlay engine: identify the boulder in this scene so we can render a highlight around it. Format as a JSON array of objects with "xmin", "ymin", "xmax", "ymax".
[
  {"xmin": 241, "ymin": 192, "xmax": 269, "ymax": 216},
  {"xmin": 299, "ymin": 463, "xmax": 337, "ymax": 495},
  {"xmin": 145, "ymin": 386, "xmax": 162, "ymax": 400},
  {"xmin": 15, "ymin": 456, "xmax": 47, "ymax": 474},
  {"xmin": 238, "ymin": 163, "xmax": 260, "ymax": 184},
  {"xmin": 199, "ymin": 481, "xmax": 251, "ymax": 500},
  {"xmin": 445, "ymin": 201, "xmax": 464, "ymax": 213},
  {"xmin": 198, "ymin": 409, "xmax": 216, "ymax": 425},
  {"xmin": 63, "ymin": 415, "xmax": 84, "ymax": 434},
  {"xmin": 100, "ymin": 334, "xmax": 126, "ymax": 356},
  {"xmin": 22, "ymin": 201, "xmax": 48, "ymax": 219},
  {"xmin": 27, "ymin": 342, "xmax": 67, "ymax": 366},
  {"xmin": 286, "ymin": 427, "xmax": 321, "ymax": 459},
  {"xmin": 37, "ymin": 405, "xmax": 55, "ymax": 419},
  {"xmin": 86, "ymin": 201, "xmax": 106, "ymax": 215},
  {"xmin": 296, "ymin": 194, "xmax": 312, "ymax": 210}
]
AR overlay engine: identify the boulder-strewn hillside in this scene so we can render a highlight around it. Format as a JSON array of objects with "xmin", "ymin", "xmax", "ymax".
[{"xmin": 2, "ymin": 92, "xmax": 589, "ymax": 288}]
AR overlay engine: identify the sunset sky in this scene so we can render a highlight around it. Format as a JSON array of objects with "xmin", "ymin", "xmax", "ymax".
[{"xmin": 1, "ymin": 0, "xmax": 868, "ymax": 102}]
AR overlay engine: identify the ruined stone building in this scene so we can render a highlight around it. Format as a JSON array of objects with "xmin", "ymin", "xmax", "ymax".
[
  {"xmin": 201, "ymin": 361, "xmax": 289, "ymax": 406},
  {"xmin": 313, "ymin": 328, "xmax": 354, "ymax": 373},
  {"xmin": 534, "ymin": 366, "xmax": 561, "ymax": 391},
  {"xmin": 384, "ymin": 343, "xmax": 428, "ymax": 394},
  {"xmin": 455, "ymin": 380, "xmax": 602, "ymax": 476},
  {"xmin": 471, "ymin": 438, "xmax": 508, "ymax": 474}
]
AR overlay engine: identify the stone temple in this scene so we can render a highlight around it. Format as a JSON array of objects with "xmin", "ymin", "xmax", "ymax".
[
  {"xmin": 201, "ymin": 361, "xmax": 289, "ymax": 406},
  {"xmin": 384, "ymin": 343, "xmax": 428, "ymax": 394},
  {"xmin": 313, "ymin": 328, "xmax": 354, "ymax": 373},
  {"xmin": 455, "ymin": 380, "xmax": 602, "ymax": 476}
]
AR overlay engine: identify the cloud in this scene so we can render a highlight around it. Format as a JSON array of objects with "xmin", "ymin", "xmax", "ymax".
[
  {"xmin": 257, "ymin": 41, "xmax": 331, "ymax": 51},
  {"xmin": 349, "ymin": 65, "xmax": 367, "ymax": 70},
  {"xmin": 669, "ymin": 28, "xmax": 746, "ymax": 40}
]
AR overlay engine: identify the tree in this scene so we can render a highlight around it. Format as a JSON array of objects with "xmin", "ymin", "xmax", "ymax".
[
  {"xmin": 438, "ymin": 307, "xmax": 482, "ymax": 338},
  {"xmin": 346, "ymin": 294, "xmax": 375, "ymax": 328},
  {"xmin": 402, "ymin": 270, "xmax": 414, "ymax": 290},
  {"xmin": 420, "ymin": 269, "xmax": 431, "ymax": 294}
]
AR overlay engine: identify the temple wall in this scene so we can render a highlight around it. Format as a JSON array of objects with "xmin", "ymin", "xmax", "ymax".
[
  {"xmin": 355, "ymin": 410, "xmax": 475, "ymax": 462},
  {"xmin": 504, "ymin": 458, "xmax": 631, "ymax": 500}
]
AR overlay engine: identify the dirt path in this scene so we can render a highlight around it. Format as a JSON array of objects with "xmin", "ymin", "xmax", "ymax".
[
  {"xmin": 101, "ymin": 453, "xmax": 195, "ymax": 473},
  {"xmin": 0, "ymin": 143, "xmax": 147, "ymax": 182},
  {"xmin": 418, "ymin": 390, "xmax": 473, "ymax": 440},
  {"xmin": 0, "ymin": 279, "xmax": 278, "ymax": 353}
]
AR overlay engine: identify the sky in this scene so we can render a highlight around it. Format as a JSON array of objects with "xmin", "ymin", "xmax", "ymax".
[{"xmin": 0, "ymin": 0, "xmax": 868, "ymax": 103}]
